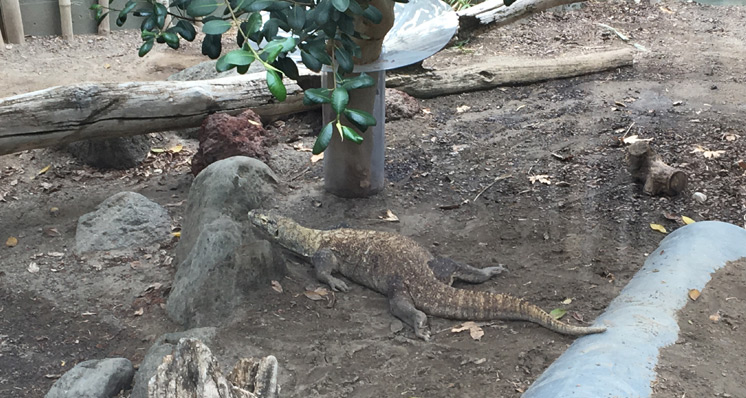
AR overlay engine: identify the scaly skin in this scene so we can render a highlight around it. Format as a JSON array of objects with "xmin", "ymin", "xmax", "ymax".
[{"xmin": 249, "ymin": 209, "xmax": 606, "ymax": 340}]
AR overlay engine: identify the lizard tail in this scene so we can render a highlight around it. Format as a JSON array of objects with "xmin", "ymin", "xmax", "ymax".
[{"xmin": 415, "ymin": 284, "xmax": 606, "ymax": 336}]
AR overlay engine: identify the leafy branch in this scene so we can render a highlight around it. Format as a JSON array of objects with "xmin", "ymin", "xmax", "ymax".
[{"xmin": 91, "ymin": 0, "xmax": 405, "ymax": 153}]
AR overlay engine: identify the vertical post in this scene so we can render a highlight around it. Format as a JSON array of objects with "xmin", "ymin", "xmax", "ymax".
[
  {"xmin": 0, "ymin": 28, "xmax": 5, "ymax": 48},
  {"xmin": 0, "ymin": 0, "xmax": 24, "ymax": 44},
  {"xmin": 322, "ymin": 70, "xmax": 386, "ymax": 197},
  {"xmin": 98, "ymin": 0, "xmax": 110, "ymax": 35},
  {"xmin": 59, "ymin": 0, "xmax": 74, "ymax": 40}
]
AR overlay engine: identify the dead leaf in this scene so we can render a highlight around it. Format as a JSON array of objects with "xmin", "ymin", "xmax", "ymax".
[
  {"xmin": 688, "ymin": 289, "xmax": 700, "ymax": 301},
  {"xmin": 171, "ymin": 231, "xmax": 181, "ymax": 238},
  {"xmin": 304, "ymin": 287, "xmax": 329, "ymax": 301},
  {"xmin": 571, "ymin": 311, "xmax": 585, "ymax": 323},
  {"xmin": 38, "ymin": 165, "xmax": 51, "ymax": 175},
  {"xmin": 169, "ymin": 144, "xmax": 183, "ymax": 153},
  {"xmin": 516, "ymin": 104, "xmax": 526, "ymax": 111},
  {"xmin": 6, "ymin": 236, "xmax": 18, "ymax": 247},
  {"xmin": 27, "ymin": 262, "xmax": 40, "ymax": 273},
  {"xmin": 529, "ymin": 175, "xmax": 551, "ymax": 185},
  {"xmin": 451, "ymin": 321, "xmax": 484, "ymax": 340},
  {"xmin": 724, "ymin": 134, "xmax": 739, "ymax": 142},
  {"xmin": 549, "ymin": 308, "xmax": 567, "ymax": 320},
  {"xmin": 311, "ymin": 153, "xmax": 324, "ymax": 163},
  {"xmin": 150, "ymin": 148, "xmax": 166, "ymax": 153},
  {"xmin": 292, "ymin": 143, "xmax": 312, "ymax": 152},
  {"xmin": 456, "ymin": 105, "xmax": 471, "ymax": 113},
  {"xmin": 379, "ymin": 209, "xmax": 400, "ymax": 222},
  {"xmin": 134, "ymin": 307, "xmax": 144, "ymax": 316},
  {"xmin": 43, "ymin": 228, "xmax": 60, "ymax": 237},
  {"xmin": 691, "ymin": 145, "xmax": 725, "ymax": 159},
  {"xmin": 650, "ymin": 223, "xmax": 668, "ymax": 234},
  {"xmin": 709, "ymin": 313, "xmax": 721, "ymax": 322},
  {"xmin": 49, "ymin": 207, "xmax": 60, "ymax": 217},
  {"xmin": 47, "ymin": 252, "xmax": 64, "ymax": 257},
  {"xmin": 622, "ymin": 135, "xmax": 653, "ymax": 145},
  {"xmin": 561, "ymin": 298, "xmax": 573, "ymax": 305},
  {"xmin": 681, "ymin": 216, "xmax": 695, "ymax": 225},
  {"xmin": 271, "ymin": 280, "xmax": 283, "ymax": 293},
  {"xmin": 659, "ymin": 5, "xmax": 674, "ymax": 13}
]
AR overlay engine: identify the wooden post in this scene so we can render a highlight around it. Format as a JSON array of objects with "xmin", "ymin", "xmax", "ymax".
[
  {"xmin": 0, "ymin": 28, "xmax": 5, "ymax": 47},
  {"xmin": 0, "ymin": 0, "xmax": 24, "ymax": 44},
  {"xmin": 98, "ymin": 0, "xmax": 110, "ymax": 35},
  {"xmin": 59, "ymin": 0, "xmax": 74, "ymax": 40}
]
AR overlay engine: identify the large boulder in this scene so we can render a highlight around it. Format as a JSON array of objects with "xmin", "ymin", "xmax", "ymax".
[
  {"xmin": 191, "ymin": 110, "xmax": 270, "ymax": 176},
  {"xmin": 130, "ymin": 328, "xmax": 217, "ymax": 398},
  {"xmin": 75, "ymin": 192, "xmax": 171, "ymax": 254},
  {"xmin": 45, "ymin": 358, "xmax": 134, "ymax": 398},
  {"xmin": 67, "ymin": 135, "xmax": 150, "ymax": 169},
  {"xmin": 167, "ymin": 157, "xmax": 285, "ymax": 327}
]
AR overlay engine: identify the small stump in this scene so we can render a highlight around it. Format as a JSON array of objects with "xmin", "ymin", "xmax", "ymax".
[{"xmin": 627, "ymin": 141, "xmax": 687, "ymax": 196}]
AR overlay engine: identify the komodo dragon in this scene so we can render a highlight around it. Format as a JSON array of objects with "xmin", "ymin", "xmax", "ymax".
[{"xmin": 248, "ymin": 209, "xmax": 606, "ymax": 340}]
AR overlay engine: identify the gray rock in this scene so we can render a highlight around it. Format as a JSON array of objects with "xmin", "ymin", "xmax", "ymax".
[
  {"xmin": 45, "ymin": 358, "xmax": 134, "ymax": 398},
  {"xmin": 67, "ymin": 135, "xmax": 150, "ymax": 169},
  {"xmin": 75, "ymin": 192, "xmax": 171, "ymax": 254},
  {"xmin": 167, "ymin": 157, "xmax": 285, "ymax": 327},
  {"xmin": 130, "ymin": 328, "xmax": 217, "ymax": 398}
]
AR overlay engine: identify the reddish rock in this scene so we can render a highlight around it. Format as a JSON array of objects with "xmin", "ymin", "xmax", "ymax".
[
  {"xmin": 191, "ymin": 110, "xmax": 269, "ymax": 176},
  {"xmin": 385, "ymin": 89, "xmax": 421, "ymax": 121}
]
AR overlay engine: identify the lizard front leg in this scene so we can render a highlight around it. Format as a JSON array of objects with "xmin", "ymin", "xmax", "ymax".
[{"xmin": 311, "ymin": 249, "xmax": 349, "ymax": 292}]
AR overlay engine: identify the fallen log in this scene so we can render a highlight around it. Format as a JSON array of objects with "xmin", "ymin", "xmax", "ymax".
[
  {"xmin": 627, "ymin": 141, "xmax": 687, "ymax": 196},
  {"xmin": 0, "ymin": 73, "xmax": 311, "ymax": 156},
  {"xmin": 386, "ymin": 47, "xmax": 635, "ymax": 98},
  {"xmin": 458, "ymin": 0, "xmax": 586, "ymax": 32}
]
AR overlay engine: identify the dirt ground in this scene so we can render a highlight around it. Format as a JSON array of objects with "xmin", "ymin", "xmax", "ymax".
[{"xmin": 1, "ymin": 0, "xmax": 745, "ymax": 397}]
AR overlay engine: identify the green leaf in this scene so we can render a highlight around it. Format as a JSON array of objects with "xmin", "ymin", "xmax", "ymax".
[
  {"xmin": 314, "ymin": 0, "xmax": 332, "ymax": 25},
  {"xmin": 303, "ymin": 88, "xmax": 332, "ymax": 105},
  {"xmin": 331, "ymin": 86, "xmax": 349, "ymax": 115},
  {"xmin": 549, "ymin": 308, "xmax": 567, "ymax": 320},
  {"xmin": 300, "ymin": 50, "xmax": 322, "ymax": 72},
  {"xmin": 245, "ymin": 12, "xmax": 263, "ymax": 35},
  {"xmin": 344, "ymin": 108, "xmax": 376, "ymax": 130},
  {"xmin": 288, "ymin": 4, "xmax": 306, "ymax": 30},
  {"xmin": 347, "ymin": 0, "xmax": 363, "ymax": 14},
  {"xmin": 201, "ymin": 34, "xmax": 223, "ymax": 59},
  {"xmin": 118, "ymin": 0, "xmax": 137, "ymax": 19},
  {"xmin": 175, "ymin": 20, "xmax": 197, "ymax": 41},
  {"xmin": 342, "ymin": 73, "xmax": 375, "ymax": 90},
  {"xmin": 273, "ymin": 56, "xmax": 299, "ymax": 80},
  {"xmin": 96, "ymin": 11, "xmax": 110, "ymax": 25},
  {"xmin": 340, "ymin": 125, "xmax": 363, "ymax": 143},
  {"xmin": 243, "ymin": 0, "xmax": 289, "ymax": 12},
  {"xmin": 335, "ymin": 47, "xmax": 353, "ymax": 74},
  {"xmin": 162, "ymin": 32, "xmax": 180, "ymax": 49},
  {"xmin": 141, "ymin": 30, "xmax": 157, "ymax": 40},
  {"xmin": 141, "ymin": 15, "xmax": 157, "ymax": 31},
  {"xmin": 216, "ymin": 49, "xmax": 255, "ymax": 72},
  {"xmin": 331, "ymin": 0, "xmax": 349, "ymax": 12},
  {"xmin": 187, "ymin": 0, "xmax": 219, "ymax": 17},
  {"xmin": 504, "ymin": 0, "xmax": 517, "ymax": 5},
  {"xmin": 202, "ymin": 19, "xmax": 232, "ymax": 35},
  {"xmin": 266, "ymin": 70, "xmax": 287, "ymax": 101},
  {"xmin": 361, "ymin": 4, "xmax": 382, "ymax": 23},
  {"xmin": 132, "ymin": 8, "xmax": 152, "ymax": 17},
  {"xmin": 90, "ymin": 4, "xmax": 101, "ymax": 11},
  {"xmin": 313, "ymin": 122, "xmax": 334, "ymax": 154},
  {"xmin": 154, "ymin": 3, "xmax": 167, "ymax": 27},
  {"xmin": 139, "ymin": 39, "xmax": 154, "ymax": 57}
]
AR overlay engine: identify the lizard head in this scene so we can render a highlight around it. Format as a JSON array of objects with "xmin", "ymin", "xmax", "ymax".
[{"xmin": 248, "ymin": 209, "xmax": 282, "ymax": 239}]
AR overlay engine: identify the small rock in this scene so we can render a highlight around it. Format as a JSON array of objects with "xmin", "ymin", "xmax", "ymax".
[
  {"xmin": 191, "ymin": 110, "xmax": 270, "ymax": 176},
  {"xmin": 45, "ymin": 358, "xmax": 134, "ymax": 398},
  {"xmin": 692, "ymin": 192, "xmax": 707, "ymax": 203},
  {"xmin": 75, "ymin": 192, "xmax": 171, "ymax": 254},
  {"xmin": 67, "ymin": 135, "xmax": 150, "ymax": 169},
  {"xmin": 390, "ymin": 319, "xmax": 404, "ymax": 333},
  {"xmin": 385, "ymin": 89, "xmax": 421, "ymax": 121}
]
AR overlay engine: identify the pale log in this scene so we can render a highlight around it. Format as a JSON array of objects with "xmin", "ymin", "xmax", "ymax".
[
  {"xmin": 627, "ymin": 141, "xmax": 687, "ymax": 196},
  {"xmin": 473, "ymin": 0, "xmax": 586, "ymax": 29},
  {"xmin": 98, "ymin": 0, "xmax": 110, "ymax": 35},
  {"xmin": 0, "ymin": 73, "xmax": 310, "ymax": 156},
  {"xmin": 1, "ymin": 0, "xmax": 25, "ymax": 44},
  {"xmin": 387, "ymin": 48, "xmax": 634, "ymax": 98},
  {"xmin": 59, "ymin": 0, "xmax": 74, "ymax": 40}
]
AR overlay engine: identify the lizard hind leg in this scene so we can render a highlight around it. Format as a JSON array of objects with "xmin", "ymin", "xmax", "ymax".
[
  {"xmin": 388, "ymin": 281, "xmax": 430, "ymax": 341},
  {"xmin": 428, "ymin": 256, "xmax": 507, "ymax": 285},
  {"xmin": 311, "ymin": 249, "xmax": 350, "ymax": 292}
]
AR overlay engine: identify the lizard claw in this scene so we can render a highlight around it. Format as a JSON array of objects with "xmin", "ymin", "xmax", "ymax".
[{"xmin": 328, "ymin": 279, "xmax": 349, "ymax": 292}]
